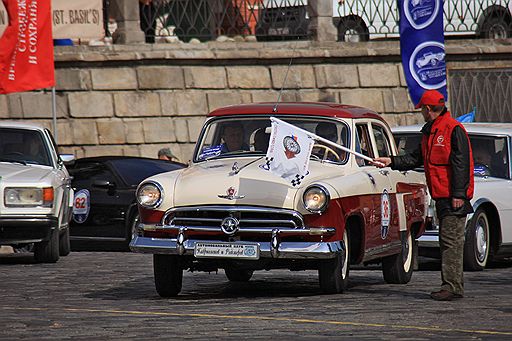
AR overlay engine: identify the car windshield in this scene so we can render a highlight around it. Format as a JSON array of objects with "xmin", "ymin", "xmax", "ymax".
[
  {"xmin": 470, "ymin": 135, "xmax": 510, "ymax": 179},
  {"xmin": 110, "ymin": 158, "xmax": 185, "ymax": 186},
  {"xmin": 194, "ymin": 116, "xmax": 350, "ymax": 164},
  {"xmin": 0, "ymin": 128, "xmax": 52, "ymax": 166}
]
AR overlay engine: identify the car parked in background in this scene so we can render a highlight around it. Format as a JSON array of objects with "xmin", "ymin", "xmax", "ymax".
[
  {"xmin": 68, "ymin": 156, "xmax": 186, "ymax": 250},
  {"xmin": 393, "ymin": 123, "xmax": 512, "ymax": 270},
  {"xmin": 130, "ymin": 102, "xmax": 428, "ymax": 297},
  {"xmin": 0, "ymin": 122, "xmax": 74, "ymax": 263}
]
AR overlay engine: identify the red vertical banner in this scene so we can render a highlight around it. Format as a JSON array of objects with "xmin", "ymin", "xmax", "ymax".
[{"xmin": 0, "ymin": 0, "xmax": 55, "ymax": 94}]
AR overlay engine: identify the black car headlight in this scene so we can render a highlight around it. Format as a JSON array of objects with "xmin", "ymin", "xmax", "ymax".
[
  {"xmin": 303, "ymin": 185, "xmax": 330, "ymax": 213},
  {"xmin": 137, "ymin": 182, "xmax": 163, "ymax": 208}
]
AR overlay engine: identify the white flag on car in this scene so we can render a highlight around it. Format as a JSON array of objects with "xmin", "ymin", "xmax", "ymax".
[{"xmin": 262, "ymin": 117, "xmax": 314, "ymax": 186}]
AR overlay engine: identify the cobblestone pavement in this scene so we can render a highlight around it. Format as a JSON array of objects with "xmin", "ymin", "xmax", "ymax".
[{"xmin": 0, "ymin": 251, "xmax": 511, "ymax": 340}]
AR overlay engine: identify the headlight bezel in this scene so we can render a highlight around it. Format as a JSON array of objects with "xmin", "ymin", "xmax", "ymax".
[
  {"xmin": 4, "ymin": 187, "xmax": 54, "ymax": 208},
  {"xmin": 302, "ymin": 184, "xmax": 330, "ymax": 214},
  {"xmin": 136, "ymin": 181, "xmax": 164, "ymax": 208}
]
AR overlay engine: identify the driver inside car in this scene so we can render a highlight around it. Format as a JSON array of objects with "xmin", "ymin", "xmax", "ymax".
[{"xmin": 220, "ymin": 122, "xmax": 249, "ymax": 153}]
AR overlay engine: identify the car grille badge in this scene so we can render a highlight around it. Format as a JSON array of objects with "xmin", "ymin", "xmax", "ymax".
[
  {"xmin": 218, "ymin": 186, "xmax": 245, "ymax": 200},
  {"xmin": 220, "ymin": 216, "xmax": 239, "ymax": 235}
]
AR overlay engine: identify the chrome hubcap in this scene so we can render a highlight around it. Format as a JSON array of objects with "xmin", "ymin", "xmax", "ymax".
[
  {"xmin": 342, "ymin": 230, "xmax": 349, "ymax": 279},
  {"xmin": 475, "ymin": 219, "xmax": 488, "ymax": 263},
  {"xmin": 403, "ymin": 233, "xmax": 412, "ymax": 272}
]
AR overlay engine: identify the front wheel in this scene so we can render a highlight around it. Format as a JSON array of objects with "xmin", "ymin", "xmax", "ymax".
[
  {"xmin": 59, "ymin": 227, "xmax": 71, "ymax": 256},
  {"xmin": 464, "ymin": 209, "xmax": 490, "ymax": 271},
  {"xmin": 34, "ymin": 227, "xmax": 60, "ymax": 263},
  {"xmin": 382, "ymin": 230, "xmax": 415, "ymax": 284},
  {"xmin": 318, "ymin": 229, "xmax": 349, "ymax": 294},
  {"xmin": 154, "ymin": 254, "xmax": 183, "ymax": 297}
]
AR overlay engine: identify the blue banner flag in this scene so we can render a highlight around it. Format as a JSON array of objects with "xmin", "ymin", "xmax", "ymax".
[{"xmin": 399, "ymin": 0, "xmax": 447, "ymax": 107}]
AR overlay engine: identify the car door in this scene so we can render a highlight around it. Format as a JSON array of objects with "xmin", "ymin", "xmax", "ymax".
[
  {"xmin": 70, "ymin": 161, "xmax": 132, "ymax": 241},
  {"xmin": 355, "ymin": 122, "xmax": 396, "ymax": 258},
  {"xmin": 374, "ymin": 122, "xmax": 427, "ymax": 247}
]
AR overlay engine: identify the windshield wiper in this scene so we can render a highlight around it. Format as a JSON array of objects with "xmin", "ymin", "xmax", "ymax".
[{"xmin": 0, "ymin": 158, "xmax": 27, "ymax": 165}]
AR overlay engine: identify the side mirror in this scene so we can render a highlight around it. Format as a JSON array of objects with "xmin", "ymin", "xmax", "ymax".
[{"xmin": 60, "ymin": 154, "xmax": 75, "ymax": 166}]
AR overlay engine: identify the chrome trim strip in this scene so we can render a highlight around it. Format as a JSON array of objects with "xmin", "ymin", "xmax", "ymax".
[
  {"xmin": 163, "ymin": 205, "xmax": 305, "ymax": 227},
  {"xmin": 141, "ymin": 223, "xmax": 335, "ymax": 235},
  {"xmin": 130, "ymin": 236, "xmax": 342, "ymax": 259}
]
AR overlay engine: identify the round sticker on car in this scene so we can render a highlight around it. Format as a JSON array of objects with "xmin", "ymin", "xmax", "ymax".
[
  {"xmin": 381, "ymin": 189, "xmax": 390, "ymax": 239},
  {"xmin": 73, "ymin": 189, "xmax": 90, "ymax": 224}
]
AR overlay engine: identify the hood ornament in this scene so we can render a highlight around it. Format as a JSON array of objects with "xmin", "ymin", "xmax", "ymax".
[{"xmin": 218, "ymin": 186, "xmax": 245, "ymax": 200}]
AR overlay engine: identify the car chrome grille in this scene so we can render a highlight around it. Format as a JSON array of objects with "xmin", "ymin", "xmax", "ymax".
[{"xmin": 163, "ymin": 205, "xmax": 304, "ymax": 231}]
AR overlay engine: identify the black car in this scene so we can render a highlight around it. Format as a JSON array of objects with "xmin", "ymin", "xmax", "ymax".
[{"xmin": 68, "ymin": 156, "xmax": 186, "ymax": 250}]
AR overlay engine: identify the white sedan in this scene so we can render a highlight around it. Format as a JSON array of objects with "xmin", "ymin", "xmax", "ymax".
[
  {"xmin": 393, "ymin": 123, "xmax": 512, "ymax": 270},
  {"xmin": 0, "ymin": 122, "xmax": 74, "ymax": 263}
]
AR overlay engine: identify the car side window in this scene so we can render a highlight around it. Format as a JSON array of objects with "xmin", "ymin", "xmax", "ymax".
[
  {"xmin": 355, "ymin": 123, "xmax": 374, "ymax": 166},
  {"xmin": 71, "ymin": 163, "xmax": 116, "ymax": 188},
  {"xmin": 372, "ymin": 124, "xmax": 392, "ymax": 158}
]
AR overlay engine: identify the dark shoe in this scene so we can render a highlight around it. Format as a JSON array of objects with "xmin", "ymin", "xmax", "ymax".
[{"xmin": 430, "ymin": 290, "xmax": 463, "ymax": 301}]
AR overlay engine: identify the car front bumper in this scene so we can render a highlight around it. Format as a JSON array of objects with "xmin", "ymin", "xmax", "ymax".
[
  {"xmin": 0, "ymin": 216, "xmax": 59, "ymax": 244},
  {"xmin": 130, "ymin": 235, "xmax": 343, "ymax": 260}
]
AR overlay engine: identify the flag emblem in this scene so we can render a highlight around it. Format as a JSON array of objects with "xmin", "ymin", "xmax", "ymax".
[{"xmin": 283, "ymin": 135, "xmax": 301, "ymax": 159}]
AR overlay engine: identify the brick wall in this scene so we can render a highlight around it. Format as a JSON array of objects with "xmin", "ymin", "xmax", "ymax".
[{"xmin": 1, "ymin": 39, "xmax": 511, "ymax": 163}]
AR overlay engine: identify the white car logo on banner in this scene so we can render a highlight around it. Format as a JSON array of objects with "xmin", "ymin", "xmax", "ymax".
[
  {"xmin": 404, "ymin": 0, "xmax": 440, "ymax": 30},
  {"xmin": 409, "ymin": 41, "xmax": 447, "ymax": 89}
]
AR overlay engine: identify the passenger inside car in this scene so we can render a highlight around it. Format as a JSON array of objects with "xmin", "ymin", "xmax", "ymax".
[
  {"xmin": 253, "ymin": 127, "xmax": 270, "ymax": 152},
  {"xmin": 313, "ymin": 122, "xmax": 345, "ymax": 162}
]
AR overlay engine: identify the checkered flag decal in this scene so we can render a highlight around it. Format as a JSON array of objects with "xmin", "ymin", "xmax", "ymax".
[
  {"xmin": 259, "ymin": 156, "xmax": 273, "ymax": 171},
  {"xmin": 290, "ymin": 174, "xmax": 305, "ymax": 187}
]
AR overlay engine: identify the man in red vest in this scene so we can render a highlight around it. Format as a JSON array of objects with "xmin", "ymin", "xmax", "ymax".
[{"xmin": 373, "ymin": 89, "xmax": 474, "ymax": 301}]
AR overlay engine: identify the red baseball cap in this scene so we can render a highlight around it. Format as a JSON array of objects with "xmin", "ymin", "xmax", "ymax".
[{"xmin": 415, "ymin": 90, "xmax": 445, "ymax": 109}]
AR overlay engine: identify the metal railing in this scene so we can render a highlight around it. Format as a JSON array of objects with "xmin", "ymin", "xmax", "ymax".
[
  {"xmin": 128, "ymin": 0, "xmax": 512, "ymax": 43},
  {"xmin": 449, "ymin": 68, "xmax": 512, "ymax": 122}
]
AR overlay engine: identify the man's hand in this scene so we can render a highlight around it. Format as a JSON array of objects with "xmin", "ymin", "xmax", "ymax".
[
  {"xmin": 452, "ymin": 198, "xmax": 464, "ymax": 209},
  {"xmin": 371, "ymin": 157, "xmax": 392, "ymax": 168}
]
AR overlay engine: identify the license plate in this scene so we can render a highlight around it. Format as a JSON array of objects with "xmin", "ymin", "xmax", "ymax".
[{"xmin": 194, "ymin": 242, "xmax": 259, "ymax": 260}]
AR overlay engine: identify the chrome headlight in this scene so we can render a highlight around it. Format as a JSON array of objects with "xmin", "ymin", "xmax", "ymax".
[
  {"xmin": 137, "ymin": 182, "xmax": 163, "ymax": 208},
  {"xmin": 4, "ymin": 187, "xmax": 54, "ymax": 207},
  {"xmin": 303, "ymin": 185, "xmax": 330, "ymax": 213}
]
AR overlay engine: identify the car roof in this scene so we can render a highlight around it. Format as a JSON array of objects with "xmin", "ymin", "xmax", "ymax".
[
  {"xmin": 392, "ymin": 123, "xmax": 512, "ymax": 136},
  {"xmin": 207, "ymin": 102, "xmax": 383, "ymax": 120},
  {"xmin": 0, "ymin": 121, "xmax": 45, "ymax": 131}
]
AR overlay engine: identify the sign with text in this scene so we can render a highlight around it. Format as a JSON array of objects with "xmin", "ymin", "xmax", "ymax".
[
  {"xmin": 0, "ymin": 0, "xmax": 103, "ymax": 40},
  {"xmin": 52, "ymin": 0, "xmax": 103, "ymax": 39},
  {"xmin": 0, "ymin": 0, "xmax": 55, "ymax": 94}
]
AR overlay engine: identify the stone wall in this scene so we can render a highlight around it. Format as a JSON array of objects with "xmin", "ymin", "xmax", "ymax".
[{"xmin": 1, "ymin": 39, "xmax": 511, "ymax": 163}]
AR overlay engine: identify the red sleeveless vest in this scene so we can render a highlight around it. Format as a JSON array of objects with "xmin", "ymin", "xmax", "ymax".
[{"xmin": 421, "ymin": 112, "xmax": 474, "ymax": 200}]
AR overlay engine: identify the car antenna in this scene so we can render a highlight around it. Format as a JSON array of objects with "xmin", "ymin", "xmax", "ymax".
[{"xmin": 273, "ymin": 38, "xmax": 300, "ymax": 113}]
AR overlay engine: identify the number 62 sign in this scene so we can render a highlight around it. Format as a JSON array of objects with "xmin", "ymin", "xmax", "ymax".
[{"xmin": 73, "ymin": 189, "xmax": 90, "ymax": 223}]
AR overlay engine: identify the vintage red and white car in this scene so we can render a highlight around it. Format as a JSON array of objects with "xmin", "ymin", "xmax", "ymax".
[
  {"xmin": 130, "ymin": 102, "xmax": 428, "ymax": 296},
  {"xmin": 393, "ymin": 123, "xmax": 512, "ymax": 271}
]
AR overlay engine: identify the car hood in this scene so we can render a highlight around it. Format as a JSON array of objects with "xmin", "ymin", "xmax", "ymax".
[
  {"xmin": 172, "ymin": 157, "xmax": 344, "ymax": 209},
  {"xmin": 0, "ymin": 162, "xmax": 54, "ymax": 185}
]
